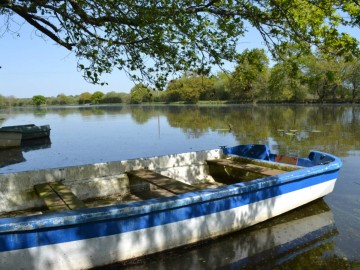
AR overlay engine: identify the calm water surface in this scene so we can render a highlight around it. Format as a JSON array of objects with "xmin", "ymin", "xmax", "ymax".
[{"xmin": 1, "ymin": 104, "xmax": 359, "ymax": 269}]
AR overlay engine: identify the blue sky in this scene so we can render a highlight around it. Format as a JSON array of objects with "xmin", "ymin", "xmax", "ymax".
[
  {"xmin": 0, "ymin": 19, "xmax": 136, "ymax": 98},
  {"xmin": 0, "ymin": 15, "xmax": 267, "ymax": 99}
]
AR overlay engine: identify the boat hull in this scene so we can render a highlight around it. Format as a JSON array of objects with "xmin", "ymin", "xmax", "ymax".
[
  {"xmin": 0, "ymin": 132, "xmax": 22, "ymax": 148},
  {"xmin": 0, "ymin": 176, "xmax": 338, "ymax": 269},
  {"xmin": 0, "ymin": 124, "xmax": 50, "ymax": 140},
  {"xmin": 0, "ymin": 146, "xmax": 342, "ymax": 269}
]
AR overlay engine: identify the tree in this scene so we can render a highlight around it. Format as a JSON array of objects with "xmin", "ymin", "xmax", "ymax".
[
  {"xmin": 118, "ymin": 92, "xmax": 131, "ymax": 104},
  {"xmin": 1, "ymin": 1, "xmax": 358, "ymax": 87},
  {"xmin": 102, "ymin": 91, "xmax": 122, "ymax": 104},
  {"xmin": 56, "ymin": 93, "xmax": 71, "ymax": 105},
  {"xmin": 165, "ymin": 74, "xmax": 214, "ymax": 103},
  {"xmin": 164, "ymin": 81, "xmax": 182, "ymax": 103},
  {"xmin": 0, "ymin": 95, "xmax": 6, "ymax": 108},
  {"xmin": 130, "ymin": 84, "xmax": 152, "ymax": 104},
  {"xmin": 343, "ymin": 57, "xmax": 360, "ymax": 102},
  {"xmin": 230, "ymin": 49, "xmax": 269, "ymax": 102},
  {"xmin": 91, "ymin": 91, "xmax": 104, "ymax": 104},
  {"xmin": 0, "ymin": 95, "xmax": 17, "ymax": 107},
  {"xmin": 78, "ymin": 92, "xmax": 92, "ymax": 104},
  {"xmin": 32, "ymin": 95, "xmax": 46, "ymax": 106},
  {"xmin": 212, "ymin": 72, "xmax": 231, "ymax": 101},
  {"xmin": 301, "ymin": 53, "xmax": 343, "ymax": 102},
  {"xmin": 268, "ymin": 62, "xmax": 307, "ymax": 101}
]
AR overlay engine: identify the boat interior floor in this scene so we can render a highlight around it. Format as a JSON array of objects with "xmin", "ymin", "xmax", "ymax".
[{"xmin": 1, "ymin": 157, "xmax": 298, "ymax": 217}]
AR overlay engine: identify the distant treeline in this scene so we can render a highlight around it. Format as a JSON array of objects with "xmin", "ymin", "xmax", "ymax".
[
  {"xmin": 1, "ymin": 48, "xmax": 359, "ymax": 107},
  {"xmin": 0, "ymin": 92, "xmax": 131, "ymax": 107}
]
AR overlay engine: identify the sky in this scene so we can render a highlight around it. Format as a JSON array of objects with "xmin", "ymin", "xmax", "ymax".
[
  {"xmin": 0, "ymin": 19, "xmax": 137, "ymax": 98},
  {"xmin": 0, "ymin": 14, "xmax": 269, "ymax": 99}
]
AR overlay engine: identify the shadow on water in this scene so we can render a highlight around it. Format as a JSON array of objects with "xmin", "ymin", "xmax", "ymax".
[
  {"xmin": 0, "ymin": 138, "xmax": 51, "ymax": 167},
  {"xmin": 20, "ymin": 137, "xmax": 52, "ymax": 152},
  {"xmin": 0, "ymin": 148, "xmax": 25, "ymax": 168}
]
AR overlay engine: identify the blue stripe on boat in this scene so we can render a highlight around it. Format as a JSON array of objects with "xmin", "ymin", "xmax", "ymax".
[{"xmin": 0, "ymin": 168, "xmax": 339, "ymax": 252}]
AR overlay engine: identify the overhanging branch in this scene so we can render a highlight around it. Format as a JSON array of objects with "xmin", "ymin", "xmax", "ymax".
[{"xmin": 9, "ymin": 4, "xmax": 73, "ymax": 50}]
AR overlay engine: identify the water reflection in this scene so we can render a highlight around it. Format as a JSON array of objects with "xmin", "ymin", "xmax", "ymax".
[
  {"xmin": 97, "ymin": 200, "xmax": 358, "ymax": 270},
  {"xmin": 111, "ymin": 104, "xmax": 358, "ymax": 156},
  {"xmin": 0, "ymin": 148, "xmax": 25, "ymax": 167},
  {"xmin": 21, "ymin": 137, "xmax": 52, "ymax": 152},
  {"xmin": 0, "ymin": 105, "xmax": 359, "ymax": 172},
  {"xmin": 0, "ymin": 138, "xmax": 51, "ymax": 167}
]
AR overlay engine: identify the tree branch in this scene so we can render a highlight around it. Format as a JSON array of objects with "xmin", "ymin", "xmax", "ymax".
[{"xmin": 9, "ymin": 4, "xmax": 73, "ymax": 50}]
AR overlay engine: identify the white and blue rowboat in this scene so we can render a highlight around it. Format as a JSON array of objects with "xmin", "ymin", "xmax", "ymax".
[{"xmin": 0, "ymin": 144, "xmax": 342, "ymax": 270}]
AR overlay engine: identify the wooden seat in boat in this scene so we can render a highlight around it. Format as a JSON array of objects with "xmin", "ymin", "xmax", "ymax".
[
  {"xmin": 127, "ymin": 169, "xmax": 200, "ymax": 195},
  {"xmin": 34, "ymin": 182, "xmax": 86, "ymax": 211}
]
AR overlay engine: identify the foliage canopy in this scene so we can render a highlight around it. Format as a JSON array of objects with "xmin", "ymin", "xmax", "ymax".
[
  {"xmin": 78, "ymin": 92, "xmax": 92, "ymax": 104},
  {"xmin": 230, "ymin": 48, "xmax": 269, "ymax": 101},
  {"xmin": 1, "ymin": 0, "xmax": 359, "ymax": 87},
  {"xmin": 91, "ymin": 91, "xmax": 105, "ymax": 104},
  {"xmin": 130, "ymin": 83, "xmax": 152, "ymax": 103},
  {"xmin": 32, "ymin": 95, "xmax": 46, "ymax": 106}
]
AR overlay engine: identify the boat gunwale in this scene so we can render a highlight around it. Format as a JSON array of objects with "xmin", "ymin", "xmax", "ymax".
[
  {"xmin": 0, "ymin": 124, "xmax": 51, "ymax": 141},
  {"xmin": 0, "ymin": 150, "xmax": 342, "ymax": 234}
]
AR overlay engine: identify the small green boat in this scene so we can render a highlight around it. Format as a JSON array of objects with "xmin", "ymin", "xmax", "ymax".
[{"xmin": 0, "ymin": 124, "xmax": 51, "ymax": 140}]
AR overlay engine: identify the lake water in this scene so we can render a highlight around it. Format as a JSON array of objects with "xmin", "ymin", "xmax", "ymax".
[{"xmin": 1, "ymin": 104, "xmax": 359, "ymax": 269}]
